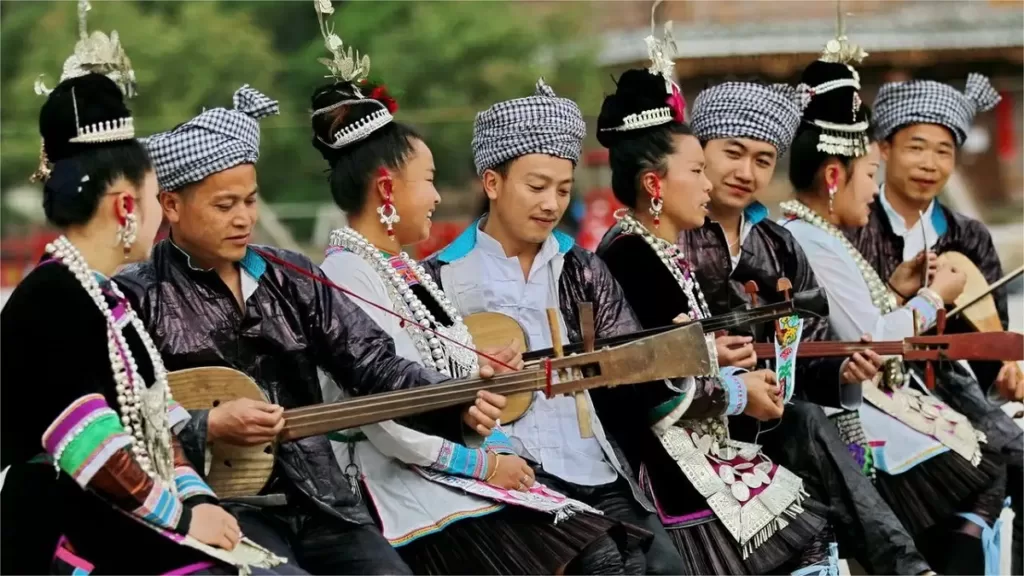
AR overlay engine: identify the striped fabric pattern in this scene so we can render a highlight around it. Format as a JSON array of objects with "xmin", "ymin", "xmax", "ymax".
[
  {"xmin": 174, "ymin": 466, "xmax": 216, "ymax": 501},
  {"xmin": 434, "ymin": 441, "xmax": 489, "ymax": 480},
  {"xmin": 166, "ymin": 399, "xmax": 190, "ymax": 431},
  {"xmin": 481, "ymin": 428, "xmax": 515, "ymax": 454},
  {"xmin": 132, "ymin": 482, "xmax": 184, "ymax": 530},
  {"xmin": 42, "ymin": 394, "xmax": 134, "ymax": 487}
]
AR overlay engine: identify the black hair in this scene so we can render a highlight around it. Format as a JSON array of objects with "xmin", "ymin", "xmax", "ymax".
[
  {"xmin": 38, "ymin": 74, "xmax": 152, "ymax": 228},
  {"xmin": 596, "ymin": 69, "xmax": 695, "ymax": 209},
  {"xmin": 788, "ymin": 105, "xmax": 876, "ymax": 193},
  {"xmin": 310, "ymin": 81, "xmax": 422, "ymax": 214}
]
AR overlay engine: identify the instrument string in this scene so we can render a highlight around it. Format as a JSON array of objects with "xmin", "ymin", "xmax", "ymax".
[{"xmin": 253, "ymin": 247, "xmax": 518, "ymax": 371}]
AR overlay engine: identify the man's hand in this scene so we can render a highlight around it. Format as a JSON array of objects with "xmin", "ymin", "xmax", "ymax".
[
  {"xmin": 995, "ymin": 362, "xmax": 1024, "ymax": 402},
  {"xmin": 741, "ymin": 369, "xmax": 784, "ymax": 421},
  {"xmin": 463, "ymin": 390, "xmax": 507, "ymax": 436},
  {"xmin": 716, "ymin": 334, "xmax": 757, "ymax": 369},
  {"xmin": 207, "ymin": 398, "xmax": 284, "ymax": 446},
  {"xmin": 841, "ymin": 334, "xmax": 885, "ymax": 385},
  {"xmin": 479, "ymin": 339, "xmax": 524, "ymax": 374},
  {"xmin": 188, "ymin": 503, "xmax": 241, "ymax": 551}
]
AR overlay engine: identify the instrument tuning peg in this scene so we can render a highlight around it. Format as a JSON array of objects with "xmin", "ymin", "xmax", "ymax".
[
  {"xmin": 744, "ymin": 281, "xmax": 760, "ymax": 308},
  {"xmin": 776, "ymin": 278, "xmax": 793, "ymax": 302}
]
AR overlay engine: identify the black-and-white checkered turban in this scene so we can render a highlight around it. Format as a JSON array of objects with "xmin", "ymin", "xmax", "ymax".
[
  {"xmin": 690, "ymin": 82, "xmax": 803, "ymax": 156},
  {"xmin": 472, "ymin": 79, "xmax": 585, "ymax": 176},
  {"xmin": 872, "ymin": 73, "xmax": 1001, "ymax": 147},
  {"xmin": 142, "ymin": 85, "xmax": 279, "ymax": 191}
]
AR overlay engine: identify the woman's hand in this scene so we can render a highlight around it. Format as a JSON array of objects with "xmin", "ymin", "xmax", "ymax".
[
  {"xmin": 841, "ymin": 334, "xmax": 885, "ymax": 385},
  {"xmin": 188, "ymin": 504, "xmax": 241, "ymax": 551},
  {"xmin": 485, "ymin": 453, "xmax": 535, "ymax": 491},
  {"xmin": 463, "ymin": 391, "xmax": 508, "ymax": 436},
  {"xmin": 716, "ymin": 334, "xmax": 757, "ymax": 369}
]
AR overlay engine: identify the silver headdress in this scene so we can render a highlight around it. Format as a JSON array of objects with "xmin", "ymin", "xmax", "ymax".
[
  {"xmin": 32, "ymin": 1, "xmax": 136, "ymax": 182},
  {"xmin": 34, "ymin": 1, "xmax": 137, "ymax": 100},
  {"xmin": 311, "ymin": 0, "xmax": 393, "ymax": 149},
  {"xmin": 601, "ymin": 0, "xmax": 685, "ymax": 133},
  {"xmin": 794, "ymin": 0, "xmax": 870, "ymax": 158}
]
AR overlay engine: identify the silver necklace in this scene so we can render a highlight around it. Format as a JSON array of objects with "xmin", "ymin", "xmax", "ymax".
[
  {"xmin": 780, "ymin": 200, "xmax": 906, "ymax": 388},
  {"xmin": 45, "ymin": 235, "xmax": 177, "ymax": 487},
  {"xmin": 328, "ymin": 227, "xmax": 477, "ymax": 378},
  {"xmin": 617, "ymin": 210, "xmax": 711, "ymax": 320}
]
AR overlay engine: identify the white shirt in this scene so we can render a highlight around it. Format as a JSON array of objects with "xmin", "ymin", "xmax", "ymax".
[
  {"xmin": 781, "ymin": 219, "xmax": 920, "ymax": 342},
  {"xmin": 781, "ymin": 217, "xmax": 949, "ymax": 472},
  {"xmin": 879, "ymin": 186, "xmax": 939, "ymax": 262},
  {"xmin": 319, "ymin": 250, "xmax": 503, "ymax": 544},
  {"xmin": 438, "ymin": 226, "xmax": 620, "ymax": 486}
]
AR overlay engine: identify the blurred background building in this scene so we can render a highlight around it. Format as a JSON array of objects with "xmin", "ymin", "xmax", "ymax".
[{"xmin": 2, "ymin": 0, "xmax": 1021, "ymax": 317}]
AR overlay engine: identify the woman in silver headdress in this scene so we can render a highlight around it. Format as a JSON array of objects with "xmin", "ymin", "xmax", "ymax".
[{"xmin": 778, "ymin": 40, "xmax": 1012, "ymax": 575}]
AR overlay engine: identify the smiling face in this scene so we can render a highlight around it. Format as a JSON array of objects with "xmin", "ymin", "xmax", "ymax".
[
  {"xmin": 881, "ymin": 123, "xmax": 955, "ymax": 205},
  {"xmin": 653, "ymin": 133, "xmax": 713, "ymax": 231},
  {"xmin": 703, "ymin": 137, "xmax": 778, "ymax": 212},
  {"xmin": 482, "ymin": 153, "xmax": 574, "ymax": 246},
  {"xmin": 161, "ymin": 163, "xmax": 259, "ymax": 267},
  {"xmin": 387, "ymin": 138, "xmax": 441, "ymax": 246}
]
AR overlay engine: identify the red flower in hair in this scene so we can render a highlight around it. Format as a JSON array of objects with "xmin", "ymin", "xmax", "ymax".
[
  {"xmin": 666, "ymin": 84, "xmax": 686, "ymax": 123},
  {"xmin": 369, "ymin": 85, "xmax": 399, "ymax": 114}
]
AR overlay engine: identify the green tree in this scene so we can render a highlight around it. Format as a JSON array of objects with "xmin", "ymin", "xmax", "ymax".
[{"xmin": 1, "ymin": 1, "xmax": 281, "ymax": 194}]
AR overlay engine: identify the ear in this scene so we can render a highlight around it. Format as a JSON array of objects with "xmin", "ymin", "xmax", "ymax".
[
  {"xmin": 110, "ymin": 186, "xmax": 136, "ymax": 223},
  {"xmin": 640, "ymin": 172, "xmax": 660, "ymax": 198},
  {"xmin": 481, "ymin": 169, "xmax": 502, "ymax": 202},
  {"xmin": 824, "ymin": 161, "xmax": 843, "ymax": 189},
  {"xmin": 374, "ymin": 167, "xmax": 393, "ymax": 204},
  {"xmin": 878, "ymin": 139, "xmax": 891, "ymax": 163},
  {"xmin": 158, "ymin": 191, "xmax": 182, "ymax": 224}
]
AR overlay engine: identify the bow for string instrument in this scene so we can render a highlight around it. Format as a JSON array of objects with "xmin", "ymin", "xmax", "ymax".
[
  {"xmin": 168, "ymin": 316, "xmax": 715, "ymax": 498},
  {"xmin": 917, "ymin": 252, "xmax": 1024, "ymax": 389}
]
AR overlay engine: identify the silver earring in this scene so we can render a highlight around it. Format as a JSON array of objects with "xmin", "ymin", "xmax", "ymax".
[
  {"xmin": 828, "ymin": 183, "xmax": 837, "ymax": 214},
  {"xmin": 117, "ymin": 212, "xmax": 138, "ymax": 252},
  {"xmin": 376, "ymin": 203, "xmax": 400, "ymax": 238}
]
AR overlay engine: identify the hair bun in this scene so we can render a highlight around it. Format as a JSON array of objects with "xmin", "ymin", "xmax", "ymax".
[
  {"xmin": 39, "ymin": 74, "xmax": 131, "ymax": 164},
  {"xmin": 310, "ymin": 80, "xmax": 398, "ymax": 164},
  {"xmin": 597, "ymin": 69, "xmax": 677, "ymax": 148}
]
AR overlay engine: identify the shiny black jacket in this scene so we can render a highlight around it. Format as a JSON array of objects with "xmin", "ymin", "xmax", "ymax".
[
  {"xmin": 115, "ymin": 240, "xmax": 448, "ymax": 525},
  {"xmin": 846, "ymin": 200, "xmax": 1009, "ymax": 391},
  {"xmin": 422, "ymin": 244, "xmax": 662, "ymax": 510},
  {"xmin": 677, "ymin": 203, "xmax": 846, "ymax": 408}
]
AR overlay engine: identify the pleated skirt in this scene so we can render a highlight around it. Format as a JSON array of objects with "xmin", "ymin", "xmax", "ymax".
[
  {"xmin": 665, "ymin": 497, "xmax": 832, "ymax": 575},
  {"xmin": 396, "ymin": 506, "xmax": 651, "ymax": 575}
]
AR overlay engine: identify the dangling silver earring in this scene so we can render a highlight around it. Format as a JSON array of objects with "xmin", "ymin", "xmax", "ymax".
[
  {"xmin": 828, "ymin": 183, "xmax": 837, "ymax": 214},
  {"xmin": 117, "ymin": 212, "xmax": 138, "ymax": 253}
]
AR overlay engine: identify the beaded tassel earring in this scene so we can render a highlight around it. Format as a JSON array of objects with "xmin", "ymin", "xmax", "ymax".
[{"xmin": 650, "ymin": 176, "xmax": 663, "ymax": 228}]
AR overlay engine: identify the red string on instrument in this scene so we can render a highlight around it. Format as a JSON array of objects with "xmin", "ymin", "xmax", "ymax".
[
  {"xmin": 252, "ymin": 247, "xmax": 517, "ymax": 372},
  {"xmin": 544, "ymin": 358, "xmax": 553, "ymax": 398}
]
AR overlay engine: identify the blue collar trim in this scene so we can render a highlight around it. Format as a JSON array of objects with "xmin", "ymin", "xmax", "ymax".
[
  {"xmin": 169, "ymin": 238, "xmax": 266, "ymax": 280},
  {"xmin": 929, "ymin": 199, "xmax": 948, "ymax": 237},
  {"xmin": 437, "ymin": 216, "xmax": 574, "ymax": 263},
  {"xmin": 743, "ymin": 201, "xmax": 769, "ymax": 226}
]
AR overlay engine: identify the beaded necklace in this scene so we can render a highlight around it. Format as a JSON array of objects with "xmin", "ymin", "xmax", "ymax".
[
  {"xmin": 45, "ymin": 235, "xmax": 177, "ymax": 488},
  {"xmin": 328, "ymin": 227, "xmax": 477, "ymax": 378}
]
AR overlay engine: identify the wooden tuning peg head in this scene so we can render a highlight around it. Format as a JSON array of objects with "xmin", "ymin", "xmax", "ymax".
[
  {"xmin": 776, "ymin": 277, "xmax": 793, "ymax": 302},
  {"xmin": 744, "ymin": 281, "xmax": 760, "ymax": 308}
]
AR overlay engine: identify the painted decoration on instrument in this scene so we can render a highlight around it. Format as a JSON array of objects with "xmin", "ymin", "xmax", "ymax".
[{"xmin": 774, "ymin": 315, "xmax": 803, "ymax": 403}]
